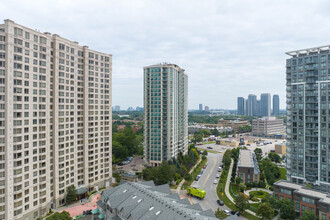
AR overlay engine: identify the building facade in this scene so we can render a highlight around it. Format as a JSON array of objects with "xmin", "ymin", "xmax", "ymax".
[
  {"xmin": 199, "ymin": 103, "xmax": 202, "ymax": 111},
  {"xmin": 218, "ymin": 118, "xmax": 250, "ymax": 133},
  {"xmin": 274, "ymin": 180, "xmax": 330, "ymax": 219},
  {"xmin": 286, "ymin": 46, "xmax": 330, "ymax": 192},
  {"xmin": 237, "ymin": 149, "xmax": 260, "ymax": 183},
  {"xmin": 273, "ymin": 94, "xmax": 280, "ymax": 116},
  {"xmin": 260, "ymin": 93, "xmax": 271, "ymax": 117},
  {"xmin": 252, "ymin": 117, "xmax": 285, "ymax": 137},
  {"xmin": 143, "ymin": 64, "xmax": 188, "ymax": 167},
  {"xmin": 0, "ymin": 20, "xmax": 112, "ymax": 220},
  {"xmin": 247, "ymin": 94, "xmax": 257, "ymax": 116},
  {"xmin": 237, "ymin": 97, "xmax": 245, "ymax": 115},
  {"xmin": 204, "ymin": 106, "xmax": 209, "ymax": 111}
]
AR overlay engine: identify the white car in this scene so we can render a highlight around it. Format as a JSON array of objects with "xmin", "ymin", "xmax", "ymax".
[
  {"xmin": 216, "ymin": 174, "xmax": 220, "ymax": 178},
  {"xmin": 223, "ymin": 210, "xmax": 230, "ymax": 216},
  {"xmin": 213, "ymin": 180, "xmax": 218, "ymax": 184}
]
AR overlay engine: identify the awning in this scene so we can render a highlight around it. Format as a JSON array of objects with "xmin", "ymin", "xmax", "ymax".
[
  {"xmin": 98, "ymin": 213, "xmax": 104, "ymax": 219},
  {"xmin": 91, "ymin": 208, "xmax": 99, "ymax": 214},
  {"xmin": 76, "ymin": 187, "xmax": 88, "ymax": 195}
]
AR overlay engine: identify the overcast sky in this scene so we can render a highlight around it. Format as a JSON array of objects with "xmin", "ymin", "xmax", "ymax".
[{"xmin": 1, "ymin": 0, "xmax": 330, "ymax": 109}]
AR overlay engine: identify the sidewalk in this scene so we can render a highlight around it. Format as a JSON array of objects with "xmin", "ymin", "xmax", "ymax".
[
  {"xmin": 224, "ymin": 159, "xmax": 257, "ymax": 217},
  {"xmin": 176, "ymin": 157, "xmax": 202, "ymax": 194}
]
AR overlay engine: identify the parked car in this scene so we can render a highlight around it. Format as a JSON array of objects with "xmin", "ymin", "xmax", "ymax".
[
  {"xmin": 195, "ymin": 176, "xmax": 200, "ymax": 181},
  {"xmin": 230, "ymin": 210, "xmax": 238, "ymax": 215},
  {"xmin": 216, "ymin": 174, "xmax": 220, "ymax": 178},
  {"xmin": 199, "ymin": 170, "xmax": 203, "ymax": 175},
  {"xmin": 217, "ymin": 200, "xmax": 224, "ymax": 206},
  {"xmin": 223, "ymin": 210, "xmax": 230, "ymax": 216},
  {"xmin": 213, "ymin": 180, "xmax": 218, "ymax": 184},
  {"xmin": 203, "ymin": 165, "xmax": 207, "ymax": 169},
  {"xmin": 207, "ymin": 146, "xmax": 213, "ymax": 149}
]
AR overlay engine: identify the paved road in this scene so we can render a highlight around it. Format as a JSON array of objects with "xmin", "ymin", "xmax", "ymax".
[{"xmin": 190, "ymin": 152, "xmax": 224, "ymax": 212}]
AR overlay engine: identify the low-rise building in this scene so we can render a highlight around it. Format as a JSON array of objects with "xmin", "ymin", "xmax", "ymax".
[
  {"xmin": 274, "ymin": 180, "xmax": 330, "ymax": 219},
  {"xmin": 96, "ymin": 180, "xmax": 218, "ymax": 220},
  {"xmin": 218, "ymin": 119, "xmax": 250, "ymax": 133},
  {"xmin": 252, "ymin": 117, "xmax": 285, "ymax": 137},
  {"xmin": 275, "ymin": 144, "xmax": 286, "ymax": 155},
  {"xmin": 237, "ymin": 149, "xmax": 260, "ymax": 183},
  {"xmin": 188, "ymin": 124, "xmax": 232, "ymax": 134}
]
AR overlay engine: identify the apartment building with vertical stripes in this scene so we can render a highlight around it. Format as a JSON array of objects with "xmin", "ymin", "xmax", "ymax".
[
  {"xmin": 143, "ymin": 64, "xmax": 188, "ymax": 167},
  {"xmin": 0, "ymin": 20, "xmax": 112, "ymax": 219}
]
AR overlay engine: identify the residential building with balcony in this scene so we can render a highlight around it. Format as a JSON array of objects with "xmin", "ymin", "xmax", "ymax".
[
  {"xmin": 286, "ymin": 45, "xmax": 330, "ymax": 192},
  {"xmin": 0, "ymin": 20, "xmax": 112, "ymax": 219},
  {"xmin": 143, "ymin": 64, "xmax": 188, "ymax": 167}
]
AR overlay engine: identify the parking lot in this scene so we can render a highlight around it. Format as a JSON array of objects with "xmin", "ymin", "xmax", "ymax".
[
  {"xmin": 197, "ymin": 137, "xmax": 286, "ymax": 157},
  {"xmin": 116, "ymin": 156, "xmax": 144, "ymax": 173}
]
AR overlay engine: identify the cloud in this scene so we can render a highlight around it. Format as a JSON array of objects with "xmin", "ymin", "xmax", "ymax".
[{"xmin": 1, "ymin": 0, "xmax": 329, "ymax": 109}]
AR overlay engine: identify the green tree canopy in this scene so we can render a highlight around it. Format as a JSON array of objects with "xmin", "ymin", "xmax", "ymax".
[
  {"xmin": 47, "ymin": 211, "xmax": 72, "ymax": 220},
  {"xmin": 65, "ymin": 185, "xmax": 77, "ymax": 205},
  {"xmin": 214, "ymin": 208, "xmax": 227, "ymax": 219},
  {"xmin": 235, "ymin": 194, "xmax": 250, "ymax": 214},
  {"xmin": 261, "ymin": 194, "xmax": 280, "ymax": 210},
  {"xmin": 256, "ymin": 203, "xmax": 274, "ymax": 220},
  {"xmin": 300, "ymin": 210, "xmax": 317, "ymax": 220},
  {"xmin": 268, "ymin": 152, "xmax": 281, "ymax": 163},
  {"xmin": 193, "ymin": 133, "xmax": 203, "ymax": 143},
  {"xmin": 279, "ymin": 199, "xmax": 295, "ymax": 220},
  {"xmin": 254, "ymin": 148, "xmax": 263, "ymax": 162}
]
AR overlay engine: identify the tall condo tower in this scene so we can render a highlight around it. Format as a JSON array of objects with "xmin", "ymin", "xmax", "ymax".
[
  {"xmin": 0, "ymin": 20, "xmax": 112, "ymax": 219},
  {"xmin": 286, "ymin": 45, "xmax": 330, "ymax": 192},
  {"xmin": 143, "ymin": 63, "xmax": 188, "ymax": 167}
]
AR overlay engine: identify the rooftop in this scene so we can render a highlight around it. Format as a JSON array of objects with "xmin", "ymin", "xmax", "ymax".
[
  {"xmin": 98, "ymin": 180, "xmax": 217, "ymax": 220},
  {"xmin": 274, "ymin": 180, "xmax": 330, "ymax": 204},
  {"xmin": 286, "ymin": 45, "xmax": 330, "ymax": 57},
  {"xmin": 237, "ymin": 149, "xmax": 260, "ymax": 174}
]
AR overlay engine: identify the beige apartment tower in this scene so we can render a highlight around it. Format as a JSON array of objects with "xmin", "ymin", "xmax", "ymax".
[{"xmin": 0, "ymin": 20, "xmax": 112, "ymax": 220}]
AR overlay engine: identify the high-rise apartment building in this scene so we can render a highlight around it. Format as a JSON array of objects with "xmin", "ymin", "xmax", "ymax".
[
  {"xmin": 143, "ymin": 64, "xmax": 188, "ymax": 167},
  {"xmin": 247, "ymin": 94, "xmax": 257, "ymax": 116},
  {"xmin": 237, "ymin": 97, "xmax": 245, "ymax": 115},
  {"xmin": 286, "ymin": 46, "xmax": 330, "ymax": 192},
  {"xmin": 204, "ymin": 106, "xmax": 209, "ymax": 111},
  {"xmin": 199, "ymin": 103, "xmax": 203, "ymax": 111},
  {"xmin": 114, "ymin": 105, "xmax": 120, "ymax": 111},
  {"xmin": 260, "ymin": 93, "xmax": 271, "ymax": 117},
  {"xmin": 0, "ymin": 20, "xmax": 112, "ymax": 219},
  {"xmin": 273, "ymin": 94, "xmax": 280, "ymax": 116}
]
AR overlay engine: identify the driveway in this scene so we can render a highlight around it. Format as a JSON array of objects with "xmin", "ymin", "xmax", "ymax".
[{"xmin": 116, "ymin": 156, "xmax": 144, "ymax": 173}]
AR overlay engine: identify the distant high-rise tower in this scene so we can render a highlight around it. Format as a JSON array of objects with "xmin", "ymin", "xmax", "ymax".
[
  {"xmin": 114, "ymin": 105, "xmax": 120, "ymax": 111},
  {"xmin": 237, "ymin": 97, "xmax": 245, "ymax": 115},
  {"xmin": 260, "ymin": 93, "xmax": 271, "ymax": 116},
  {"xmin": 247, "ymin": 94, "xmax": 257, "ymax": 116},
  {"xmin": 244, "ymin": 99, "xmax": 248, "ymax": 116},
  {"xmin": 199, "ymin": 104, "xmax": 203, "ymax": 111},
  {"xmin": 205, "ymin": 106, "xmax": 209, "ymax": 111},
  {"xmin": 0, "ymin": 20, "xmax": 112, "ymax": 219},
  {"xmin": 286, "ymin": 46, "xmax": 330, "ymax": 192},
  {"xmin": 143, "ymin": 64, "xmax": 188, "ymax": 167},
  {"xmin": 272, "ymin": 94, "xmax": 279, "ymax": 116}
]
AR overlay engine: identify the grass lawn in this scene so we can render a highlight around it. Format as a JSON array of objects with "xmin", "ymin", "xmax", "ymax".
[
  {"xmin": 249, "ymin": 190, "xmax": 269, "ymax": 199},
  {"xmin": 182, "ymin": 158, "xmax": 207, "ymax": 190},
  {"xmin": 249, "ymin": 203, "xmax": 260, "ymax": 213},
  {"xmin": 278, "ymin": 167, "xmax": 287, "ymax": 181},
  {"xmin": 197, "ymin": 148, "xmax": 219, "ymax": 154},
  {"xmin": 217, "ymin": 167, "xmax": 259, "ymax": 220},
  {"xmin": 202, "ymin": 141, "xmax": 216, "ymax": 145}
]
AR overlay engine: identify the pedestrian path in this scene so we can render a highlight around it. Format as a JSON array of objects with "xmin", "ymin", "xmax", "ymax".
[
  {"xmin": 224, "ymin": 159, "xmax": 257, "ymax": 217},
  {"xmin": 176, "ymin": 157, "xmax": 202, "ymax": 194}
]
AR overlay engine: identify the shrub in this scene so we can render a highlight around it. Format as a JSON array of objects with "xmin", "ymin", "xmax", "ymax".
[
  {"xmin": 269, "ymin": 186, "xmax": 274, "ymax": 191},
  {"xmin": 258, "ymin": 181, "xmax": 266, "ymax": 188}
]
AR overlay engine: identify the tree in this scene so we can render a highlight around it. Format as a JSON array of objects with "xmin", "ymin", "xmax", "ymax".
[
  {"xmin": 65, "ymin": 185, "xmax": 77, "ymax": 205},
  {"xmin": 279, "ymin": 199, "xmax": 295, "ymax": 220},
  {"xmin": 235, "ymin": 194, "xmax": 250, "ymax": 214},
  {"xmin": 222, "ymin": 150, "xmax": 232, "ymax": 170},
  {"xmin": 193, "ymin": 133, "xmax": 203, "ymax": 143},
  {"xmin": 211, "ymin": 128, "xmax": 220, "ymax": 136},
  {"xmin": 300, "ymin": 210, "xmax": 317, "ymax": 220},
  {"xmin": 203, "ymin": 150, "xmax": 208, "ymax": 156},
  {"xmin": 47, "ymin": 211, "xmax": 72, "ymax": 220},
  {"xmin": 256, "ymin": 203, "xmax": 274, "ymax": 220},
  {"xmin": 268, "ymin": 152, "xmax": 281, "ymax": 163},
  {"xmin": 235, "ymin": 177, "xmax": 242, "ymax": 184},
  {"xmin": 254, "ymin": 148, "xmax": 263, "ymax": 162},
  {"xmin": 214, "ymin": 208, "xmax": 227, "ymax": 219},
  {"xmin": 261, "ymin": 195, "xmax": 280, "ymax": 209},
  {"xmin": 261, "ymin": 158, "xmax": 280, "ymax": 185}
]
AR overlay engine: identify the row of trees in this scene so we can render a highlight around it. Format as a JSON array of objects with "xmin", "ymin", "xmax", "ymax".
[
  {"xmin": 188, "ymin": 114, "xmax": 254, "ymax": 124},
  {"xmin": 237, "ymin": 125, "xmax": 252, "ymax": 133},
  {"xmin": 112, "ymin": 127, "xmax": 143, "ymax": 164},
  {"xmin": 142, "ymin": 145, "xmax": 202, "ymax": 185}
]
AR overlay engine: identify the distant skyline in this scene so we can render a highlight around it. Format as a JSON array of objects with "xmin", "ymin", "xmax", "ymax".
[{"xmin": 3, "ymin": 0, "xmax": 330, "ymax": 109}]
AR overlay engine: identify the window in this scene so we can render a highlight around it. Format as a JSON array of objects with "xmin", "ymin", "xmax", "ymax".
[{"xmin": 14, "ymin": 28, "xmax": 23, "ymax": 36}]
